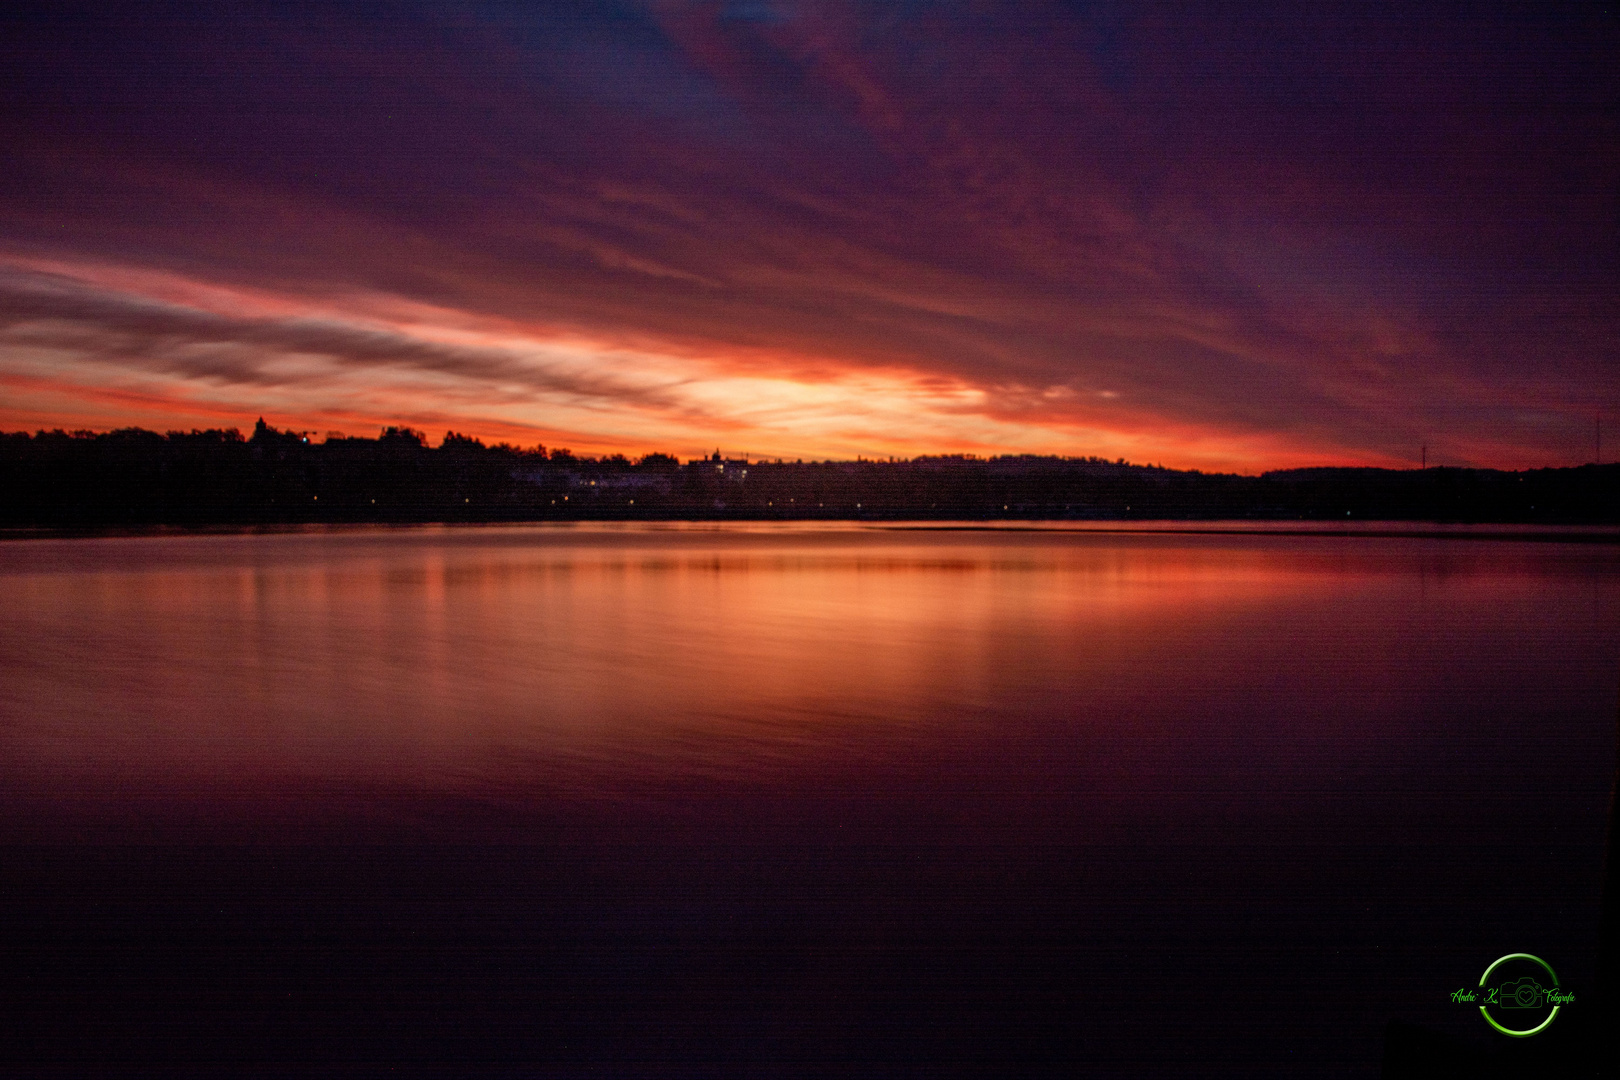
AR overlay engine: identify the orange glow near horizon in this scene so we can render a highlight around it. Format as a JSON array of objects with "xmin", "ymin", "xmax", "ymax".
[{"xmin": 0, "ymin": 256, "xmax": 1465, "ymax": 473}]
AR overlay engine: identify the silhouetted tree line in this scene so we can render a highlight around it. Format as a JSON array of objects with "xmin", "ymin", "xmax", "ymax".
[{"xmin": 2, "ymin": 420, "xmax": 1618, "ymax": 527}]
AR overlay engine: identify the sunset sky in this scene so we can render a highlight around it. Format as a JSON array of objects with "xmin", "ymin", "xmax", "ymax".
[{"xmin": 2, "ymin": 1, "xmax": 1615, "ymax": 471}]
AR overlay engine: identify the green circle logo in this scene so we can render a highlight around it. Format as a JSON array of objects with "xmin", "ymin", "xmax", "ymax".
[{"xmin": 1478, "ymin": 953, "xmax": 1561, "ymax": 1037}]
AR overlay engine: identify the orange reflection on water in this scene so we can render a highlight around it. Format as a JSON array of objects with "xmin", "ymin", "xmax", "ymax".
[{"xmin": 1, "ymin": 524, "xmax": 1614, "ymax": 821}]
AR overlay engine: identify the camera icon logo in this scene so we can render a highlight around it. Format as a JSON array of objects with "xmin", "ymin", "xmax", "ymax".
[
  {"xmin": 1475, "ymin": 953, "xmax": 1563, "ymax": 1037},
  {"xmin": 1497, "ymin": 976, "xmax": 1543, "ymax": 1009}
]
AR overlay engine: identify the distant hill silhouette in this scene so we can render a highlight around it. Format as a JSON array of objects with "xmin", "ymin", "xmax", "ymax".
[{"xmin": 2, "ymin": 421, "xmax": 1617, "ymax": 527}]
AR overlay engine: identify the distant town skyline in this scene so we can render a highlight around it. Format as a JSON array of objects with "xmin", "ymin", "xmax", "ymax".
[{"xmin": 2, "ymin": 2, "xmax": 1615, "ymax": 472}]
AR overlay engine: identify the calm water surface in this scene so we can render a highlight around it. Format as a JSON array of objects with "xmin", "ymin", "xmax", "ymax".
[{"xmin": 1, "ymin": 523, "xmax": 1616, "ymax": 1076}]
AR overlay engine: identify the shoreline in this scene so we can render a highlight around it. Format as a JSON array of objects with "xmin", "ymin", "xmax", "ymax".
[{"xmin": 7, "ymin": 518, "xmax": 1620, "ymax": 544}]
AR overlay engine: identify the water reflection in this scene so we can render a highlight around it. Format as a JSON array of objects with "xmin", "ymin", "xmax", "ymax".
[
  {"xmin": 2, "ymin": 524, "xmax": 1614, "ymax": 814},
  {"xmin": 1, "ymin": 524, "xmax": 1617, "ymax": 1075}
]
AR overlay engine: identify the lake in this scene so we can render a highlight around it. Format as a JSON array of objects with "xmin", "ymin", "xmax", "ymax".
[{"xmin": 1, "ymin": 523, "xmax": 1615, "ymax": 1076}]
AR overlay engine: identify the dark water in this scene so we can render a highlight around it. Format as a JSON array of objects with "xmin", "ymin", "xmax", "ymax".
[{"xmin": 1, "ymin": 524, "xmax": 1615, "ymax": 1076}]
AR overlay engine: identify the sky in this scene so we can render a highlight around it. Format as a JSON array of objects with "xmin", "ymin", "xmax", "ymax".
[{"xmin": 1, "ymin": 1, "xmax": 1615, "ymax": 471}]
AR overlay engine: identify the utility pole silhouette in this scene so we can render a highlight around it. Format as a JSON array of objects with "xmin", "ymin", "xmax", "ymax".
[{"xmin": 1421, "ymin": 445, "xmax": 1426, "ymax": 470}]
